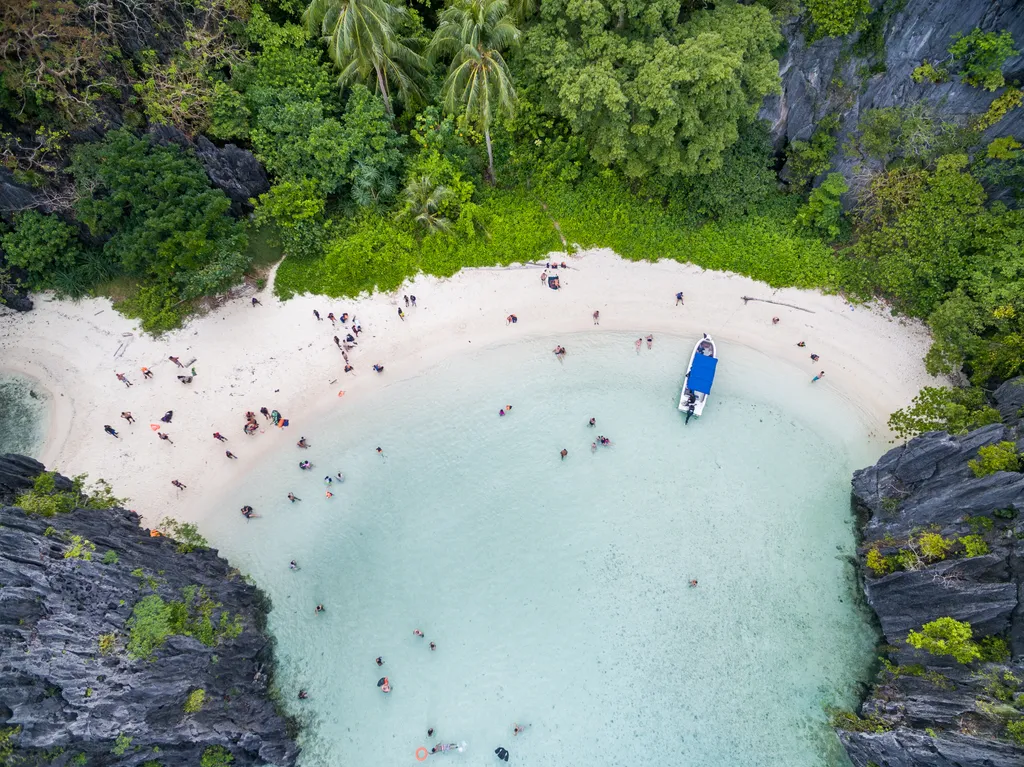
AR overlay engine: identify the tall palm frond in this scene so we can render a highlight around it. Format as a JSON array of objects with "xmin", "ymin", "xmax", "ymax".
[
  {"xmin": 428, "ymin": 0, "xmax": 519, "ymax": 182},
  {"xmin": 304, "ymin": 0, "xmax": 425, "ymax": 115},
  {"xmin": 397, "ymin": 175, "xmax": 452, "ymax": 234}
]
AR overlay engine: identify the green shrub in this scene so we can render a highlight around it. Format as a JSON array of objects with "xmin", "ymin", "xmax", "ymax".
[
  {"xmin": 0, "ymin": 726, "xmax": 21, "ymax": 764},
  {"xmin": 906, "ymin": 617, "xmax": 981, "ymax": 664},
  {"xmin": 805, "ymin": 0, "xmax": 870, "ymax": 38},
  {"xmin": 98, "ymin": 633, "xmax": 117, "ymax": 655},
  {"xmin": 958, "ymin": 535, "xmax": 990, "ymax": 557},
  {"xmin": 101, "ymin": 549, "xmax": 119, "ymax": 565},
  {"xmin": 158, "ymin": 518, "xmax": 209, "ymax": 554},
  {"xmin": 975, "ymin": 88, "xmax": 1023, "ymax": 130},
  {"xmin": 64, "ymin": 535, "xmax": 96, "ymax": 561},
  {"xmin": 865, "ymin": 547, "xmax": 894, "ymax": 575},
  {"xmin": 793, "ymin": 173, "xmax": 848, "ymax": 240},
  {"xmin": 917, "ymin": 532, "xmax": 953, "ymax": 560},
  {"xmin": 126, "ymin": 595, "xmax": 175, "ymax": 660},
  {"xmin": 911, "ymin": 61, "xmax": 949, "ymax": 84},
  {"xmin": 888, "ymin": 387, "xmax": 1001, "ymax": 441},
  {"xmin": 827, "ymin": 707, "xmax": 891, "ymax": 732},
  {"xmin": 785, "ymin": 115, "xmax": 840, "ymax": 189},
  {"xmin": 979, "ymin": 636, "xmax": 1011, "ymax": 663},
  {"xmin": 71, "ymin": 753, "xmax": 88, "ymax": 766},
  {"xmin": 0, "ymin": 211, "xmax": 83, "ymax": 290},
  {"xmin": 1008, "ymin": 718, "xmax": 1024, "ymax": 746},
  {"xmin": 969, "ymin": 441, "xmax": 1021, "ymax": 478},
  {"xmin": 948, "ymin": 29, "xmax": 1018, "ymax": 91},
  {"xmin": 183, "ymin": 688, "xmax": 206, "ymax": 714},
  {"xmin": 201, "ymin": 745, "xmax": 235, "ymax": 767},
  {"xmin": 111, "ymin": 733, "xmax": 132, "ymax": 756}
]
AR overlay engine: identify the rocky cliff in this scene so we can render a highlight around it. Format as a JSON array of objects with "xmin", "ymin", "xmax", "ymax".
[
  {"xmin": 0, "ymin": 455, "xmax": 299, "ymax": 767},
  {"xmin": 838, "ymin": 424, "xmax": 1024, "ymax": 766},
  {"xmin": 762, "ymin": 0, "xmax": 1024, "ymax": 188}
]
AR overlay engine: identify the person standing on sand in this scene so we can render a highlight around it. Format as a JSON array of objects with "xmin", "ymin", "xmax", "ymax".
[
  {"xmin": 772, "ymin": 317, "xmax": 780, "ymax": 325},
  {"xmin": 812, "ymin": 371, "xmax": 825, "ymax": 382},
  {"xmin": 141, "ymin": 367, "xmax": 153, "ymax": 379},
  {"xmin": 261, "ymin": 407, "xmax": 271, "ymax": 420},
  {"xmin": 226, "ymin": 451, "xmax": 238, "ymax": 459},
  {"xmin": 373, "ymin": 364, "xmax": 384, "ymax": 373},
  {"xmin": 121, "ymin": 411, "xmax": 134, "ymax": 424},
  {"xmin": 411, "ymin": 296, "xmax": 417, "ymax": 307},
  {"xmin": 213, "ymin": 432, "xmax": 227, "ymax": 441},
  {"xmin": 334, "ymin": 335, "xmax": 341, "ymax": 348},
  {"xmin": 104, "ymin": 425, "xmax": 119, "ymax": 438},
  {"xmin": 115, "ymin": 372, "xmax": 132, "ymax": 387},
  {"xmin": 646, "ymin": 334, "xmax": 653, "ymax": 350},
  {"xmin": 172, "ymin": 480, "xmax": 186, "ymax": 490},
  {"xmin": 252, "ymin": 297, "xmax": 262, "ymax": 307},
  {"xmin": 169, "ymin": 356, "xmax": 184, "ymax": 368},
  {"xmin": 158, "ymin": 432, "xmax": 173, "ymax": 445},
  {"xmin": 404, "ymin": 295, "xmax": 409, "ymax": 307},
  {"xmin": 541, "ymin": 270, "xmax": 547, "ymax": 284},
  {"xmin": 314, "ymin": 310, "xmax": 321, "ymax": 321},
  {"xmin": 398, "ymin": 307, "xmax": 405, "ymax": 321},
  {"xmin": 593, "ymin": 310, "xmax": 600, "ymax": 325},
  {"xmin": 810, "ymin": 354, "xmax": 820, "ymax": 362},
  {"xmin": 328, "ymin": 312, "xmax": 336, "ymax": 324},
  {"xmin": 676, "ymin": 291, "xmax": 684, "ymax": 305}
]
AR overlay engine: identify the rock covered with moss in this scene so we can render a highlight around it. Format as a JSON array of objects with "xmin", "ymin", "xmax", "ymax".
[
  {"xmin": 0, "ymin": 455, "xmax": 298, "ymax": 767},
  {"xmin": 838, "ymin": 427, "xmax": 1024, "ymax": 766}
]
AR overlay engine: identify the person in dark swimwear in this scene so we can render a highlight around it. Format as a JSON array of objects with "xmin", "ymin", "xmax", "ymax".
[
  {"xmin": 376, "ymin": 656, "xmax": 384, "ymax": 666},
  {"xmin": 298, "ymin": 690, "xmax": 308, "ymax": 699},
  {"xmin": 588, "ymin": 418, "xmax": 595, "ymax": 427},
  {"xmin": 560, "ymin": 448, "xmax": 568, "ymax": 460},
  {"xmin": 297, "ymin": 437, "xmax": 309, "ymax": 448},
  {"xmin": 373, "ymin": 364, "xmax": 384, "ymax": 373},
  {"xmin": 315, "ymin": 604, "xmax": 324, "ymax": 614},
  {"xmin": 288, "ymin": 493, "xmax": 300, "ymax": 502},
  {"xmin": 427, "ymin": 728, "xmax": 434, "ymax": 737}
]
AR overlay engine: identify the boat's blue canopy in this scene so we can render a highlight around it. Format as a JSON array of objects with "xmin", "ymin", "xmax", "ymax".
[{"xmin": 688, "ymin": 354, "xmax": 718, "ymax": 394}]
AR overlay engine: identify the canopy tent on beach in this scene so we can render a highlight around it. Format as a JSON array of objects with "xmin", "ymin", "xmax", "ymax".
[{"xmin": 687, "ymin": 354, "xmax": 718, "ymax": 395}]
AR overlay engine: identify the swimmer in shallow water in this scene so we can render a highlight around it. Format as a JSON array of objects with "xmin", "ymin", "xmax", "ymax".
[
  {"xmin": 431, "ymin": 743, "xmax": 458, "ymax": 754},
  {"xmin": 376, "ymin": 656, "xmax": 384, "ymax": 666},
  {"xmin": 289, "ymin": 560, "xmax": 298, "ymax": 570},
  {"xmin": 413, "ymin": 629, "xmax": 424, "ymax": 637},
  {"xmin": 298, "ymin": 690, "xmax": 308, "ymax": 699},
  {"xmin": 315, "ymin": 604, "xmax": 324, "ymax": 614}
]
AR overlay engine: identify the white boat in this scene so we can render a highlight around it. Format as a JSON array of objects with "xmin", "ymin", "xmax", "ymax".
[{"xmin": 679, "ymin": 333, "xmax": 718, "ymax": 421}]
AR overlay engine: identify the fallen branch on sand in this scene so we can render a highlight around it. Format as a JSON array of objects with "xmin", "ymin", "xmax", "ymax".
[{"xmin": 741, "ymin": 296, "xmax": 815, "ymax": 314}]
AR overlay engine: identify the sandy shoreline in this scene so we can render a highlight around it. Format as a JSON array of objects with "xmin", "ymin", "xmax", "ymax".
[{"xmin": 0, "ymin": 249, "xmax": 937, "ymax": 528}]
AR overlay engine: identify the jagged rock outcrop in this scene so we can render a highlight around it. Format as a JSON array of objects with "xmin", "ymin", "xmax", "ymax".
[
  {"xmin": 839, "ymin": 427, "xmax": 1024, "ymax": 766},
  {"xmin": 0, "ymin": 455, "xmax": 298, "ymax": 767},
  {"xmin": 148, "ymin": 125, "xmax": 269, "ymax": 211},
  {"xmin": 763, "ymin": 0, "xmax": 1024, "ymax": 188}
]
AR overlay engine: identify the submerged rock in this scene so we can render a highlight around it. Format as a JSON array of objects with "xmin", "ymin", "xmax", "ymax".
[
  {"xmin": 0, "ymin": 454, "xmax": 298, "ymax": 766},
  {"xmin": 839, "ymin": 429, "xmax": 1024, "ymax": 766}
]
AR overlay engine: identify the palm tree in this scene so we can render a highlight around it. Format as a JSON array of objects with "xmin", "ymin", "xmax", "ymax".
[
  {"xmin": 428, "ymin": 0, "xmax": 519, "ymax": 183},
  {"xmin": 397, "ymin": 175, "xmax": 452, "ymax": 234},
  {"xmin": 304, "ymin": 0, "xmax": 424, "ymax": 116}
]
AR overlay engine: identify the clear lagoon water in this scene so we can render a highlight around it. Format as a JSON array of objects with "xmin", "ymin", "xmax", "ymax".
[
  {"xmin": 202, "ymin": 333, "xmax": 880, "ymax": 767},
  {"xmin": 0, "ymin": 374, "xmax": 51, "ymax": 458}
]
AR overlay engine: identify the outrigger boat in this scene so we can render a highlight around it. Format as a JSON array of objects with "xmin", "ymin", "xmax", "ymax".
[{"xmin": 679, "ymin": 333, "xmax": 717, "ymax": 423}]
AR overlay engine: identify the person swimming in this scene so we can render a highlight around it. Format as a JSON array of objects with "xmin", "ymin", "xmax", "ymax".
[
  {"xmin": 513, "ymin": 723, "xmax": 527, "ymax": 736},
  {"xmin": 375, "ymin": 656, "xmax": 384, "ymax": 666},
  {"xmin": 289, "ymin": 560, "xmax": 298, "ymax": 570},
  {"xmin": 324, "ymin": 475, "xmax": 333, "ymax": 484},
  {"xmin": 335, "ymin": 472, "xmax": 345, "ymax": 482},
  {"xmin": 299, "ymin": 460, "xmax": 313, "ymax": 470},
  {"xmin": 588, "ymin": 418, "xmax": 596, "ymax": 427},
  {"xmin": 298, "ymin": 690, "xmax": 308, "ymax": 700},
  {"xmin": 377, "ymin": 676, "xmax": 391, "ymax": 693},
  {"xmin": 315, "ymin": 604, "xmax": 325, "ymax": 614},
  {"xmin": 413, "ymin": 629, "xmax": 424, "ymax": 637},
  {"xmin": 431, "ymin": 743, "xmax": 458, "ymax": 754}
]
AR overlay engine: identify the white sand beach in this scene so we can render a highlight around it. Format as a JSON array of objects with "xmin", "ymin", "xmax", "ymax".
[{"xmin": 1, "ymin": 249, "xmax": 937, "ymax": 528}]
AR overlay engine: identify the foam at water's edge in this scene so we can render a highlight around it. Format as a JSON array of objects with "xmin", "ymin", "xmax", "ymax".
[{"xmin": 199, "ymin": 333, "xmax": 881, "ymax": 767}]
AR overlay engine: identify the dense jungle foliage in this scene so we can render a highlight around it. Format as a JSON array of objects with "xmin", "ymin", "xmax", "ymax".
[{"xmin": 1, "ymin": 0, "xmax": 1023, "ymax": 426}]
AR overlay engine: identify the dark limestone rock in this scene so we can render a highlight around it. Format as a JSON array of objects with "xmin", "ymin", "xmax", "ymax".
[
  {"xmin": 839, "ymin": 425, "xmax": 1024, "ymax": 766},
  {"xmin": 0, "ymin": 169, "xmax": 40, "ymax": 221},
  {"xmin": 0, "ymin": 456, "xmax": 298, "ymax": 766},
  {"xmin": 194, "ymin": 136, "xmax": 270, "ymax": 206},
  {"xmin": 993, "ymin": 377, "xmax": 1024, "ymax": 426},
  {"xmin": 842, "ymin": 729, "xmax": 1024, "ymax": 767},
  {"xmin": 148, "ymin": 125, "xmax": 268, "ymax": 210},
  {"xmin": 764, "ymin": 0, "xmax": 1024, "ymax": 196}
]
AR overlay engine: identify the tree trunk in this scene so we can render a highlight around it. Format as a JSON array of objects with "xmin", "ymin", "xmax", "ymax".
[
  {"xmin": 375, "ymin": 65, "xmax": 393, "ymax": 117},
  {"xmin": 485, "ymin": 127, "xmax": 495, "ymax": 185}
]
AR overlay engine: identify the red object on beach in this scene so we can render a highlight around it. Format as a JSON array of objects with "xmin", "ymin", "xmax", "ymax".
[{"xmin": 150, "ymin": 424, "xmax": 160, "ymax": 431}]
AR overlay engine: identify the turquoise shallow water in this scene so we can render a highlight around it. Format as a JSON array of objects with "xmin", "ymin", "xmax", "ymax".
[
  {"xmin": 0, "ymin": 374, "xmax": 50, "ymax": 458},
  {"xmin": 203, "ymin": 333, "xmax": 880, "ymax": 767}
]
